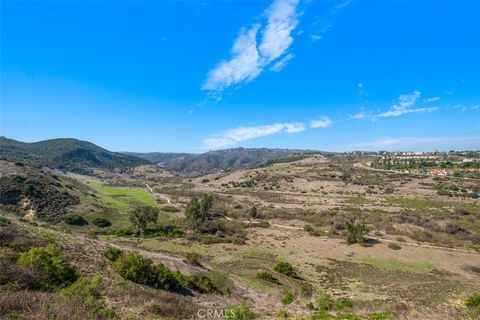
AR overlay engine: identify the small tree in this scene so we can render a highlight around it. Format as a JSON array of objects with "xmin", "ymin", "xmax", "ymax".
[
  {"xmin": 129, "ymin": 205, "xmax": 160, "ymax": 236},
  {"xmin": 345, "ymin": 216, "xmax": 368, "ymax": 245},
  {"xmin": 249, "ymin": 206, "xmax": 257, "ymax": 219},
  {"xmin": 185, "ymin": 194, "xmax": 214, "ymax": 231}
]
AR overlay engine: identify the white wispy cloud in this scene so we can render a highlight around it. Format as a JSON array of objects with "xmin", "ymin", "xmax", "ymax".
[
  {"xmin": 202, "ymin": 115, "xmax": 334, "ymax": 149},
  {"xmin": 202, "ymin": 0, "xmax": 300, "ymax": 98},
  {"xmin": 202, "ymin": 25, "xmax": 262, "ymax": 95},
  {"xmin": 310, "ymin": 22, "xmax": 332, "ymax": 42},
  {"xmin": 310, "ymin": 116, "xmax": 333, "ymax": 128},
  {"xmin": 284, "ymin": 122, "xmax": 306, "ymax": 132},
  {"xmin": 259, "ymin": 0, "xmax": 299, "ymax": 63},
  {"xmin": 310, "ymin": 0, "xmax": 351, "ymax": 42},
  {"xmin": 270, "ymin": 53, "xmax": 295, "ymax": 72},
  {"xmin": 348, "ymin": 112, "xmax": 368, "ymax": 119},
  {"xmin": 375, "ymin": 91, "xmax": 438, "ymax": 119},
  {"xmin": 344, "ymin": 136, "xmax": 480, "ymax": 152},
  {"xmin": 452, "ymin": 104, "xmax": 480, "ymax": 111},
  {"xmin": 423, "ymin": 96, "xmax": 440, "ymax": 103},
  {"xmin": 202, "ymin": 122, "xmax": 306, "ymax": 149}
]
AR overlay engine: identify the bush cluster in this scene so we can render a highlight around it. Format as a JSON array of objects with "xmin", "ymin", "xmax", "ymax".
[
  {"xmin": 273, "ymin": 261, "xmax": 299, "ymax": 279},
  {"xmin": 64, "ymin": 214, "xmax": 88, "ymax": 226},
  {"xmin": 92, "ymin": 217, "xmax": 112, "ymax": 228},
  {"xmin": 17, "ymin": 244, "xmax": 77, "ymax": 290},
  {"xmin": 60, "ymin": 275, "xmax": 116, "ymax": 319},
  {"xmin": 255, "ymin": 271, "xmax": 280, "ymax": 284},
  {"xmin": 184, "ymin": 252, "xmax": 201, "ymax": 266},
  {"xmin": 109, "ymin": 250, "xmax": 227, "ymax": 294},
  {"xmin": 112, "ymin": 251, "xmax": 183, "ymax": 293},
  {"xmin": 281, "ymin": 291, "xmax": 295, "ymax": 305},
  {"xmin": 225, "ymin": 302, "xmax": 257, "ymax": 320},
  {"xmin": 103, "ymin": 247, "xmax": 123, "ymax": 262}
]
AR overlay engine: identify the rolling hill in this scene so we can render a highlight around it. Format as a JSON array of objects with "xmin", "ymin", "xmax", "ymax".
[
  {"xmin": 0, "ymin": 137, "xmax": 150, "ymax": 174},
  {"xmin": 127, "ymin": 147, "xmax": 319, "ymax": 174}
]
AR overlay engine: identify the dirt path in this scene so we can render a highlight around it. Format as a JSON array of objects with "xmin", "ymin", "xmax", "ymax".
[
  {"xmin": 222, "ymin": 215, "xmax": 479, "ymax": 254},
  {"xmin": 143, "ymin": 182, "xmax": 175, "ymax": 206}
]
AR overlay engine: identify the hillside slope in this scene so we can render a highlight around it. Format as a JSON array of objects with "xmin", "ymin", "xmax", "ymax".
[
  {"xmin": 128, "ymin": 148, "xmax": 317, "ymax": 173},
  {"xmin": 0, "ymin": 160, "xmax": 83, "ymax": 223},
  {"xmin": 0, "ymin": 137, "xmax": 150, "ymax": 174}
]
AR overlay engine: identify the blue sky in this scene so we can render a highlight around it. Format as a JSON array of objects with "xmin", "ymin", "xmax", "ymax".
[{"xmin": 1, "ymin": 0, "xmax": 479, "ymax": 153}]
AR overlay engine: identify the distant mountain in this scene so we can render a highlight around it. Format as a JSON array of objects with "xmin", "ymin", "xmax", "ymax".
[
  {"xmin": 0, "ymin": 137, "xmax": 150, "ymax": 174},
  {"xmin": 127, "ymin": 148, "xmax": 318, "ymax": 174}
]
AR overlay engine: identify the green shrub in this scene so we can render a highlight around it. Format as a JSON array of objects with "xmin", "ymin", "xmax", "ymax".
[
  {"xmin": 368, "ymin": 312, "xmax": 395, "ymax": 320},
  {"xmin": 317, "ymin": 292, "xmax": 334, "ymax": 311},
  {"xmin": 256, "ymin": 271, "xmax": 280, "ymax": 284},
  {"xmin": 345, "ymin": 216, "xmax": 368, "ymax": 245},
  {"xmin": 300, "ymin": 282, "xmax": 314, "ymax": 298},
  {"xmin": 190, "ymin": 273, "xmax": 220, "ymax": 293},
  {"xmin": 23, "ymin": 182, "xmax": 41, "ymax": 197},
  {"xmin": 336, "ymin": 313, "xmax": 360, "ymax": 320},
  {"xmin": 471, "ymin": 266, "xmax": 480, "ymax": 274},
  {"xmin": 144, "ymin": 224, "xmax": 184, "ymax": 238},
  {"xmin": 276, "ymin": 309, "xmax": 289, "ymax": 318},
  {"xmin": 0, "ymin": 216, "xmax": 10, "ymax": 227},
  {"xmin": 207, "ymin": 271, "xmax": 231, "ymax": 295},
  {"xmin": 306, "ymin": 311, "xmax": 334, "ymax": 320},
  {"xmin": 104, "ymin": 247, "xmax": 123, "ymax": 262},
  {"xmin": 249, "ymin": 206, "xmax": 257, "ymax": 219},
  {"xmin": 201, "ymin": 178, "xmax": 210, "ymax": 183},
  {"xmin": 281, "ymin": 291, "xmax": 295, "ymax": 305},
  {"xmin": 153, "ymin": 263, "xmax": 184, "ymax": 292},
  {"xmin": 161, "ymin": 206, "xmax": 180, "ymax": 212},
  {"xmin": 306, "ymin": 301, "xmax": 315, "ymax": 310},
  {"xmin": 274, "ymin": 261, "xmax": 298, "ymax": 278},
  {"xmin": 225, "ymin": 302, "xmax": 257, "ymax": 320},
  {"xmin": 465, "ymin": 293, "xmax": 480, "ymax": 309},
  {"xmin": 92, "ymin": 217, "xmax": 112, "ymax": 228},
  {"xmin": 388, "ymin": 243, "xmax": 401, "ymax": 250},
  {"xmin": 61, "ymin": 275, "xmax": 117, "ymax": 319},
  {"xmin": 173, "ymin": 271, "xmax": 229, "ymax": 294},
  {"xmin": 335, "ymin": 297, "xmax": 353, "ymax": 309},
  {"xmin": 112, "ymin": 251, "xmax": 183, "ymax": 293},
  {"xmin": 17, "ymin": 244, "xmax": 77, "ymax": 289},
  {"xmin": 184, "ymin": 252, "xmax": 201, "ymax": 266},
  {"xmin": 61, "ymin": 275, "xmax": 102, "ymax": 300},
  {"xmin": 115, "ymin": 227, "xmax": 134, "ymax": 236},
  {"xmin": 64, "ymin": 214, "xmax": 88, "ymax": 226}
]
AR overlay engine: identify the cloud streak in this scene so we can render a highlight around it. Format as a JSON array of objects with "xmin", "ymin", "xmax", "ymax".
[
  {"xmin": 202, "ymin": 122, "xmax": 305, "ymax": 149},
  {"xmin": 423, "ymin": 96, "xmax": 440, "ymax": 103},
  {"xmin": 375, "ymin": 91, "xmax": 438, "ymax": 119},
  {"xmin": 311, "ymin": 116, "xmax": 333, "ymax": 128},
  {"xmin": 202, "ymin": 116, "xmax": 333, "ymax": 149},
  {"xmin": 203, "ymin": 0, "xmax": 300, "ymax": 98},
  {"xmin": 310, "ymin": 0, "xmax": 351, "ymax": 42},
  {"xmin": 202, "ymin": 25, "xmax": 262, "ymax": 94},
  {"xmin": 348, "ymin": 112, "xmax": 367, "ymax": 119},
  {"xmin": 270, "ymin": 53, "xmax": 295, "ymax": 72}
]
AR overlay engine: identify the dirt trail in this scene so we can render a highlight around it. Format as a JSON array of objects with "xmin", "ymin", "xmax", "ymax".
[
  {"xmin": 143, "ymin": 182, "xmax": 174, "ymax": 206},
  {"xmin": 223, "ymin": 216, "xmax": 479, "ymax": 254}
]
